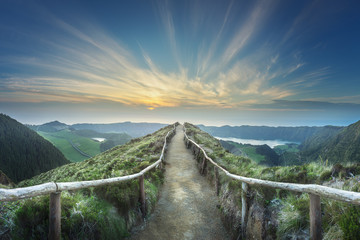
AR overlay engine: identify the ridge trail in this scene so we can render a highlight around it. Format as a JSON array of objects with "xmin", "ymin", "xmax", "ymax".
[{"xmin": 130, "ymin": 125, "xmax": 229, "ymax": 240}]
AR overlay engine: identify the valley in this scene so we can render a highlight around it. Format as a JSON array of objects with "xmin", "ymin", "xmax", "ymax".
[{"xmin": 1, "ymin": 115, "xmax": 360, "ymax": 239}]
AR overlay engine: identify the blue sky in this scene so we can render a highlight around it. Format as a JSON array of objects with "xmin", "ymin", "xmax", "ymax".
[{"xmin": 0, "ymin": 0, "xmax": 359, "ymax": 126}]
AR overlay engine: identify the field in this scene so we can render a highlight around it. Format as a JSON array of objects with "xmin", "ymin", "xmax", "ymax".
[{"xmin": 38, "ymin": 130, "xmax": 101, "ymax": 162}]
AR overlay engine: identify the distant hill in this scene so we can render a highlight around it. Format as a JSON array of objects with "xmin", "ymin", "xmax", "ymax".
[
  {"xmin": 29, "ymin": 121, "xmax": 167, "ymax": 138},
  {"xmin": 220, "ymin": 140, "xmax": 280, "ymax": 166},
  {"xmin": 28, "ymin": 120, "xmax": 68, "ymax": 132},
  {"xmin": 0, "ymin": 114, "xmax": 70, "ymax": 183},
  {"xmin": 301, "ymin": 120, "xmax": 360, "ymax": 163},
  {"xmin": 198, "ymin": 124, "xmax": 338, "ymax": 143},
  {"xmin": 72, "ymin": 122, "xmax": 167, "ymax": 138},
  {"xmin": 73, "ymin": 129, "xmax": 132, "ymax": 152}
]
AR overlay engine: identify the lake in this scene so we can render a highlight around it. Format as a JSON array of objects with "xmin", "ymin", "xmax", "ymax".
[
  {"xmin": 92, "ymin": 138, "xmax": 106, "ymax": 142},
  {"xmin": 215, "ymin": 136, "xmax": 298, "ymax": 148}
]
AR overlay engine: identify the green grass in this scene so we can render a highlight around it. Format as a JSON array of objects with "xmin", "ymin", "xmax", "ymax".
[
  {"xmin": 274, "ymin": 143, "xmax": 300, "ymax": 154},
  {"xmin": 228, "ymin": 142, "xmax": 265, "ymax": 163},
  {"xmin": 8, "ymin": 124, "xmax": 176, "ymax": 239},
  {"xmin": 184, "ymin": 123, "xmax": 360, "ymax": 239},
  {"xmin": 38, "ymin": 130, "xmax": 101, "ymax": 162}
]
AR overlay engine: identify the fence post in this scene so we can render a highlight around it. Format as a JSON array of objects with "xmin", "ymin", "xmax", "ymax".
[
  {"xmin": 139, "ymin": 175, "xmax": 146, "ymax": 217},
  {"xmin": 201, "ymin": 157, "xmax": 207, "ymax": 175},
  {"xmin": 241, "ymin": 182, "xmax": 248, "ymax": 239},
  {"xmin": 214, "ymin": 167, "xmax": 220, "ymax": 196},
  {"xmin": 310, "ymin": 194, "xmax": 322, "ymax": 240},
  {"xmin": 49, "ymin": 192, "xmax": 61, "ymax": 240}
]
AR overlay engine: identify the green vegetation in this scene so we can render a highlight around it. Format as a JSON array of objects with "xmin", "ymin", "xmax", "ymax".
[
  {"xmin": 221, "ymin": 140, "xmax": 300, "ymax": 167},
  {"xmin": 220, "ymin": 140, "xmax": 265, "ymax": 163},
  {"xmin": 12, "ymin": 193, "xmax": 128, "ymax": 240},
  {"xmin": 0, "ymin": 114, "xmax": 69, "ymax": 183},
  {"xmin": 38, "ymin": 130, "xmax": 101, "ymax": 162},
  {"xmin": 38, "ymin": 129, "xmax": 132, "ymax": 162},
  {"xmin": 184, "ymin": 123, "xmax": 360, "ymax": 239},
  {"xmin": 274, "ymin": 143, "xmax": 300, "ymax": 154},
  {"xmin": 73, "ymin": 129, "xmax": 132, "ymax": 152},
  {"xmin": 38, "ymin": 131, "xmax": 90, "ymax": 162},
  {"xmin": 301, "ymin": 120, "xmax": 360, "ymax": 163},
  {"xmin": 3, "ymin": 124, "xmax": 176, "ymax": 239}
]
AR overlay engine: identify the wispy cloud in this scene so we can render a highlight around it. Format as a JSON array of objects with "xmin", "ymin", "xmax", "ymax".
[{"xmin": 0, "ymin": 0, "xmax": 350, "ymax": 113}]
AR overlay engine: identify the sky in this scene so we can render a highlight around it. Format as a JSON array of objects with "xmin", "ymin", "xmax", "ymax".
[{"xmin": 0, "ymin": 0, "xmax": 359, "ymax": 127}]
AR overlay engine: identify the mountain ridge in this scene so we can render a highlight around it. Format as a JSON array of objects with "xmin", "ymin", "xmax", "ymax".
[
  {"xmin": 197, "ymin": 124, "xmax": 342, "ymax": 142},
  {"xmin": 0, "ymin": 114, "xmax": 70, "ymax": 183}
]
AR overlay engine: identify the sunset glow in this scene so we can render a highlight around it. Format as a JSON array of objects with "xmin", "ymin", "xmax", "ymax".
[{"xmin": 0, "ymin": 0, "xmax": 359, "ymax": 126}]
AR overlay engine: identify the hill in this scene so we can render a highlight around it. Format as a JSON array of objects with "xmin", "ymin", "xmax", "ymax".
[
  {"xmin": 301, "ymin": 120, "xmax": 360, "ymax": 163},
  {"xmin": 29, "ymin": 122, "xmax": 133, "ymax": 162},
  {"xmin": 0, "ymin": 114, "xmax": 69, "ymax": 183},
  {"xmin": 198, "ymin": 124, "xmax": 338, "ymax": 142},
  {"xmin": 220, "ymin": 140, "xmax": 280, "ymax": 166},
  {"xmin": 27, "ymin": 120, "xmax": 68, "ymax": 132},
  {"xmin": 11, "ymin": 124, "xmax": 176, "ymax": 239},
  {"xmin": 72, "ymin": 122, "xmax": 167, "ymax": 138}
]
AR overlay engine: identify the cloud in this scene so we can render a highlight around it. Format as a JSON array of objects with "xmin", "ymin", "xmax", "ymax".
[
  {"xmin": 0, "ymin": 0, "xmax": 352, "ymax": 114},
  {"xmin": 250, "ymin": 99, "xmax": 360, "ymax": 112}
]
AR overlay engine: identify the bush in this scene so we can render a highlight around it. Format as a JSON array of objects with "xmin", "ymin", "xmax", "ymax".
[
  {"xmin": 277, "ymin": 193, "xmax": 309, "ymax": 238},
  {"xmin": 339, "ymin": 206, "xmax": 360, "ymax": 240},
  {"xmin": 11, "ymin": 192, "xmax": 129, "ymax": 240}
]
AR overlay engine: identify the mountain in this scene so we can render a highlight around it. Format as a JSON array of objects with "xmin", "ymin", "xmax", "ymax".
[
  {"xmin": 28, "ymin": 120, "xmax": 69, "ymax": 132},
  {"xmin": 0, "ymin": 114, "xmax": 69, "ymax": 183},
  {"xmin": 72, "ymin": 122, "xmax": 167, "ymax": 137},
  {"xmin": 301, "ymin": 120, "xmax": 360, "ymax": 163},
  {"xmin": 29, "ymin": 121, "xmax": 167, "ymax": 138},
  {"xmin": 220, "ymin": 140, "xmax": 280, "ymax": 166},
  {"xmin": 198, "ymin": 124, "xmax": 338, "ymax": 143}
]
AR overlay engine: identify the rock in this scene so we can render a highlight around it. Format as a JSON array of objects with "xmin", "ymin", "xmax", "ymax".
[{"xmin": 246, "ymin": 203, "xmax": 265, "ymax": 239}]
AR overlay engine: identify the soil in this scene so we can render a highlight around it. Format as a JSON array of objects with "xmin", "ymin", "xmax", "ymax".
[{"xmin": 129, "ymin": 125, "xmax": 229, "ymax": 240}]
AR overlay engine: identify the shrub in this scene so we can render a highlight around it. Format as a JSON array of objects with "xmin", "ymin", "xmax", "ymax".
[
  {"xmin": 339, "ymin": 206, "xmax": 360, "ymax": 240},
  {"xmin": 277, "ymin": 193, "xmax": 309, "ymax": 238}
]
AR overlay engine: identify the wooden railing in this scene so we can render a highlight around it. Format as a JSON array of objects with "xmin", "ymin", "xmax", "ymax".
[
  {"xmin": 0, "ymin": 124, "xmax": 177, "ymax": 240},
  {"xmin": 183, "ymin": 125, "xmax": 360, "ymax": 240}
]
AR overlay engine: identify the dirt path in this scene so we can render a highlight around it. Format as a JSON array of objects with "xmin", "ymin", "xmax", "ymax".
[{"xmin": 130, "ymin": 125, "xmax": 229, "ymax": 240}]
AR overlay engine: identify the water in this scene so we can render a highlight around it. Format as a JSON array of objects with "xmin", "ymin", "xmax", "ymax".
[
  {"xmin": 215, "ymin": 136, "xmax": 298, "ymax": 148},
  {"xmin": 92, "ymin": 138, "xmax": 106, "ymax": 142}
]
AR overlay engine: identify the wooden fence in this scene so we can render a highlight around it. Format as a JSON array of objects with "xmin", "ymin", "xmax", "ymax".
[
  {"xmin": 0, "ymin": 124, "xmax": 177, "ymax": 240},
  {"xmin": 183, "ymin": 126, "xmax": 360, "ymax": 240}
]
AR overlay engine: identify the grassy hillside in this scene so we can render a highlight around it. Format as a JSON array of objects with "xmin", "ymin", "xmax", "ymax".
[
  {"xmin": 72, "ymin": 122, "xmax": 167, "ymax": 138},
  {"xmin": 220, "ymin": 140, "xmax": 281, "ymax": 166},
  {"xmin": 73, "ymin": 129, "xmax": 132, "ymax": 152},
  {"xmin": 37, "ymin": 129, "xmax": 132, "ymax": 162},
  {"xmin": 185, "ymin": 123, "xmax": 360, "ymax": 239},
  {"xmin": 301, "ymin": 121, "xmax": 360, "ymax": 163},
  {"xmin": 0, "ymin": 114, "xmax": 69, "ymax": 183},
  {"xmin": 4, "ymin": 124, "xmax": 176, "ymax": 239},
  {"xmin": 38, "ymin": 130, "xmax": 101, "ymax": 162}
]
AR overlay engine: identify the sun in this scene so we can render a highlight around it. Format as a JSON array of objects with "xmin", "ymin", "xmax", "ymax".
[{"xmin": 147, "ymin": 107, "xmax": 155, "ymax": 110}]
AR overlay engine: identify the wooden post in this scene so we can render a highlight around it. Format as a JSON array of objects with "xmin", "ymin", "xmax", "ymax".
[
  {"xmin": 310, "ymin": 194, "xmax": 322, "ymax": 240},
  {"xmin": 214, "ymin": 167, "xmax": 220, "ymax": 196},
  {"xmin": 139, "ymin": 175, "xmax": 146, "ymax": 217},
  {"xmin": 49, "ymin": 192, "xmax": 61, "ymax": 240},
  {"xmin": 201, "ymin": 157, "xmax": 207, "ymax": 175},
  {"xmin": 241, "ymin": 182, "xmax": 248, "ymax": 239}
]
